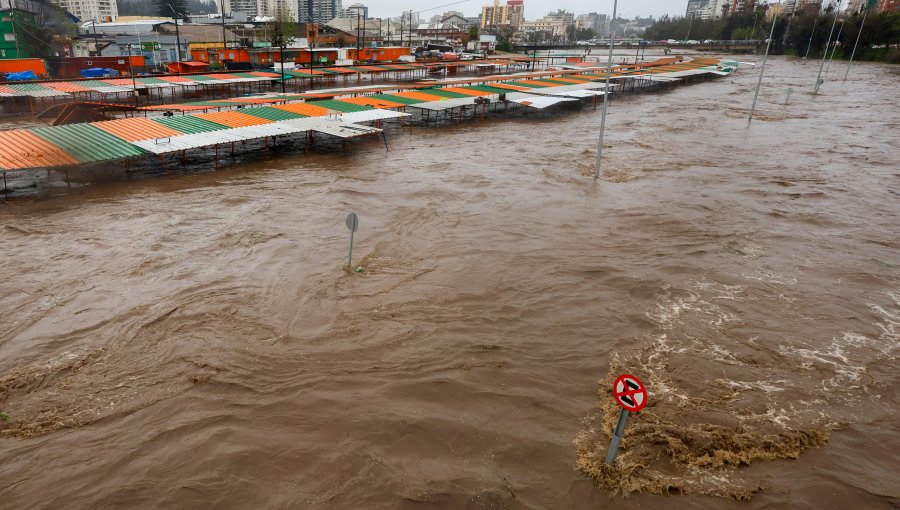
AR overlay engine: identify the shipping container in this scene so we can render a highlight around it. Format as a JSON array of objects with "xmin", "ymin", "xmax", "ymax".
[
  {"xmin": 44, "ymin": 56, "xmax": 146, "ymax": 79},
  {"xmin": 0, "ymin": 58, "xmax": 47, "ymax": 77}
]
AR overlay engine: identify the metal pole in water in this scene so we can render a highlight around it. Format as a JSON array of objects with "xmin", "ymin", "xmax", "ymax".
[
  {"xmin": 814, "ymin": 0, "xmax": 842, "ymax": 94},
  {"xmin": 748, "ymin": 15, "xmax": 777, "ymax": 125},
  {"xmin": 593, "ymin": 0, "xmax": 617, "ymax": 179},
  {"xmin": 825, "ymin": 21, "xmax": 844, "ymax": 74},
  {"xmin": 605, "ymin": 408, "xmax": 629, "ymax": 465},
  {"xmin": 345, "ymin": 212, "xmax": 359, "ymax": 268},
  {"xmin": 843, "ymin": 6, "xmax": 869, "ymax": 82}
]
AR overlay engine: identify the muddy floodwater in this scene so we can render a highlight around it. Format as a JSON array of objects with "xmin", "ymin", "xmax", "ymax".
[{"xmin": 0, "ymin": 56, "xmax": 898, "ymax": 509}]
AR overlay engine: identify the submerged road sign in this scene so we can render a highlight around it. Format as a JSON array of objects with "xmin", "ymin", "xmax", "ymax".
[
  {"xmin": 613, "ymin": 373, "xmax": 648, "ymax": 412},
  {"xmin": 606, "ymin": 373, "xmax": 649, "ymax": 465},
  {"xmin": 345, "ymin": 213, "xmax": 359, "ymax": 268}
]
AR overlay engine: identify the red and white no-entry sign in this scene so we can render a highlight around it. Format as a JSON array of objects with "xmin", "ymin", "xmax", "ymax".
[{"xmin": 613, "ymin": 374, "xmax": 648, "ymax": 412}]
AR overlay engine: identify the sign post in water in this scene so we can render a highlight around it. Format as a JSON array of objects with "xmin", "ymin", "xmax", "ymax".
[
  {"xmin": 606, "ymin": 373, "xmax": 648, "ymax": 465},
  {"xmin": 345, "ymin": 212, "xmax": 359, "ymax": 269}
]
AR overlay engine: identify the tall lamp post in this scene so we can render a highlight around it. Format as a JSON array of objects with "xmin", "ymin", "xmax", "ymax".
[
  {"xmin": 167, "ymin": 3, "xmax": 183, "ymax": 72},
  {"xmin": 220, "ymin": 0, "xmax": 227, "ymax": 52}
]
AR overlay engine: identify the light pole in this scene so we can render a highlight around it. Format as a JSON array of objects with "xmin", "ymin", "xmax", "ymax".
[
  {"xmin": 166, "ymin": 3, "xmax": 182, "ymax": 71},
  {"xmin": 127, "ymin": 43, "xmax": 139, "ymax": 107},
  {"xmin": 220, "ymin": 0, "xmax": 227, "ymax": 52},
  {"xmin": 593, "ymin": 0, "xmax": 617, "ymax": 178}
]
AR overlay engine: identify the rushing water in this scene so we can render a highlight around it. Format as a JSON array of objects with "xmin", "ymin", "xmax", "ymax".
[{"xmin": 0, "ymin": 56, "xmax": 898, "ymax": 509}]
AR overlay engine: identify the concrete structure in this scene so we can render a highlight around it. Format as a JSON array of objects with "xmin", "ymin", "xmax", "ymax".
[
  {"xmin": 480, "ymin": 0, "xmax": 524, "ymax": 31},
  {"xmin": 521, "ymin": 9, "xmax": 573, "ymax": 38},
  {"xmin": 337, "ymin": 3, "xmax": 367, "ymax": 19},
  {"xmin": 51, "ymin": 0, "xmax": 118, "ymax": 23},
  {"xmin": 574, "ymin": 12, "xmax": 607, "ymax": 35},
  {"xmin": 221, "ymin": 0, "xmax": 260, "ymax": 18},
  {"xmin": 294, "ymin": 0, "xmax": 341, "ymax": 24}
]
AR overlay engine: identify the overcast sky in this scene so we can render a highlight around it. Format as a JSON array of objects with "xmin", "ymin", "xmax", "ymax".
[{"xmin": 362, "ymin": 0, "xmax": 687, "ymax": 20}]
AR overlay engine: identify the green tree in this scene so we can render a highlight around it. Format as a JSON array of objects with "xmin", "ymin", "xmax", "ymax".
[
  {"xmin": 467, "ymin": 24, "xmax": 479, "ymax": 42},
  {"xmin": 269, "ymin": 13, "xmax": 297, "ymax": 50}
]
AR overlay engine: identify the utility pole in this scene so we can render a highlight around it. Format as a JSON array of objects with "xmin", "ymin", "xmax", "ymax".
[
  {"xmin": 167, "ymin": 4, "xmax": 182, "ymax": 71},
  {"xmin": 814, "ymin": 0, "xmax": 842, "ymax": 94},
  {"xmin": 593, "ymin": 0, "xmax": 617, "ymax": 179},
  {"xmin": 127, "ymin": 43, "xmax": 139, "ymax": 107},
  {"xmin": 843, "ymin": 5, "xmax": 869, "ymax": 81},
  {"xmin": 92, "ymin": 20, "xmax": 99, "ymax": 56},
  {"xmin": 748, "ymin": 15, "xmax": 777, "ymax": 125},
  {"xmin": 220, "ymin": 0, "xmax": 227, "ymax": 53},
  {"xmin": 685, "ymin": 13, "xmax": 693, "ymax": 42}
]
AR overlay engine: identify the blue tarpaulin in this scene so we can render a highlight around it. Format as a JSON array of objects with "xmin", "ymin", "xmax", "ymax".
[
  {"xmin": 5, "ymin": 71, "xmax": 38, "ymax": 81},
  {"xmin": 80, "ymin": 68, "xmax": 119, "ymax": 78}
]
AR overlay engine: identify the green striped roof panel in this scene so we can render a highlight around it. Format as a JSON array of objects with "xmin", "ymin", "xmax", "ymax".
[
  {"xmin": 31, "ymin": 124, "xmax": 146, "ymax": 163},
  {"xmin": 419, "ymin": 88, "xmax": 471, "ymax": 98},
  {"xmin": 463, "ymin": 85, "xmax": 512, "ymax": 95},
  {"xmin": 78, "ymin": 80, "xmax": 117, "ymax": 88},
  {"xmin": 240, "ymin": 106, "xmax": 308, "ymax": 121},
  {"xmin": 308, "ymin": 99, "xmax": 373, "ymax": 113},
  {"xmin": 150, "ymin": 116, "xmax": 230, "ymax": 134},
  {"xmin": 506, "ymin": 81, "xmax": 548, "ymax": 88},
  {"xmin": 6, "ymin": 83, "xmax": 53, "ymax": 92},
  {"xmin": 370, "ymin": 94, "xmax": 425, "ymax": 105}
]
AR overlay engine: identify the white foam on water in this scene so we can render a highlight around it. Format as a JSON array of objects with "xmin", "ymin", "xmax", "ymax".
[{"xmin": 742, "ymin": 268, "xmax": 799, "ymax": 286}]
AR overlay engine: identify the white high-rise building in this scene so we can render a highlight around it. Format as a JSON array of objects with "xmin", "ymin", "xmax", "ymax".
[
  {"xmin": 298, "ymin": 0, "xmax": 341, "ymax": 23},
  {"xmin": 51, "ymin": 0, "xmax": 118, "ymax": 22},
  {"xmin": 221, "ymin": 0, "xmax": 260, "ymax": 18}
]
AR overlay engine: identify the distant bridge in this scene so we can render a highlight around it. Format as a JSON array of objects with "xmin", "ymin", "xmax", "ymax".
[{"xmin": 513, "ymin": 42, "xmax": 761, "ymax": 54}]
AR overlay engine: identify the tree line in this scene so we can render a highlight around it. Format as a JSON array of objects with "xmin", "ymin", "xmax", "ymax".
[{"xmin": 644, "ymin": 9, "xmax": 900, "ymax": 63}]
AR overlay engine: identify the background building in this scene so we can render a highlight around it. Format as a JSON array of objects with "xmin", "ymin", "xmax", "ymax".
[
  {"xmin": 574, "ymin": 12, "xmax": 607, "ymax": 34},
  {"xmin": 220, "ymin": 0, "xmax": 259, "ymax": 19},
  {"xmin": 51, "ymin": 0, "xmax": 118, "ymax": 22},
  {"xmin": 0, "ymin": 8, "xmax": 37, "ymax": 59},
  {"xmin": 480, "ymin": 0, "xmax": 524, "ymax": 31},
  {"xmin": 337, "ymin": 3, "xmax": 367, "ymax": 19}
]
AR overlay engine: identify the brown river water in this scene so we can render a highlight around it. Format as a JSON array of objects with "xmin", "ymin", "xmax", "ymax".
[{"xmin": 0, "ymin": 56, "xmax": 898, "ymax": 509}]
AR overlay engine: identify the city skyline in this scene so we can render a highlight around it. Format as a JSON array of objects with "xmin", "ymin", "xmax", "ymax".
[{"xmin": 360, "ymin": 0, "xmax": 684, "ymax": 21}]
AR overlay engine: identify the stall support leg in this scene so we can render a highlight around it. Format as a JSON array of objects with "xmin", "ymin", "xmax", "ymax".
[
  {"xmin": 382, "ymin": 131, "xmax": 389, "ymax": 152},
  {"xmin": 214, "ymin": 144, "xmax": 219, "ymax": 168}
]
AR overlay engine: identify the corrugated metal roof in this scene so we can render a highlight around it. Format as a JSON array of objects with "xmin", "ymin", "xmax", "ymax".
[
  {"xmin": 240, "ymin": 106, "xmax": 308, "ymax": 121},
  {"xmin": 339, "ymin": 96, "xmax": 407, "ymax": 109},
  {"xmin": 391, "ymin": 91, "xmax": 448, "ymax": 102},
  {"xmin": 407, "ymin": 97, "xmax": 479, "ymax": 111},
  {"xmin": 339, "ymin": 110, "xmax": 410, "ymax": 124},
  {"xmin": 370, "ymin": 94, "xmax": 426, "ymax": 105},
  {"xmin": 0, "ymin": 130, "xmax": 80, "ymax": 170},
  {"xmin": 151, "ymin": 116, "xmax": 230, "ymax": 134},
  {"xmin": 506, "ymin": 94, "xmax": 578, "ymax": 109},
  {"xmin": 279, "ymin": 118, "xmax": 382, "ymax": 139},
  {"xmin": 441, "ymin": 87, "xmax": 490, "ymax": 97},
  {"xmin": 196, "ymin": 111, "xmax": 274, "ymax": 128},
  {"xmin": 300, "ymin": 100, "xmax": 369, "ymax": 113},
  {"xmin": 272, "ymin": 102, "xmax": 331, "ymax": 117},
  {"xmin": 416, "ymin": 88, "xmax": 471, "ymax": 99},
  {"xmin": 43, "ymin": 82, "xmax": 92, "ymax": 93},
  {"xmin": 132, "ymin": 122, "xmax": 313, "ymax": 154},
  {"xmin": 31, "ymin": 124, "xmax": 147, "ymax": 163},
  {"xmin": 93, "ymin": 117, "xmax": 186, "ymax": 142}
]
